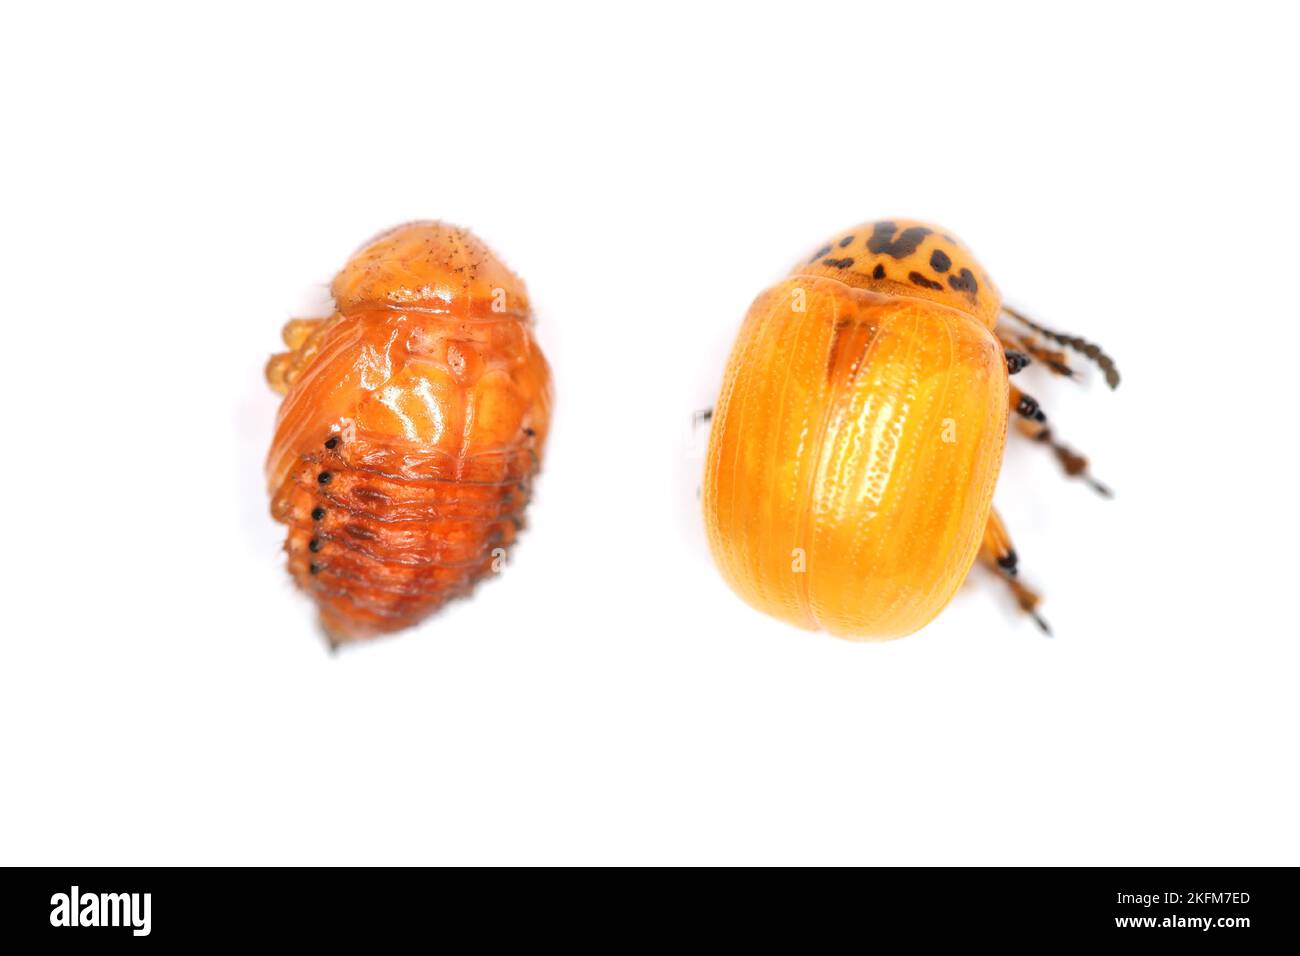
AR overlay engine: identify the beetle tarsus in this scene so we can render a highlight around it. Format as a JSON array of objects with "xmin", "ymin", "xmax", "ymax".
[
  {"xmin": 1009, "ymin": 577, "xmax": 1051, "ymax": 636},
  {"xmin": 1030, "ymin": 608, "xmax": 1053, "ymax": 637},
  {"xmin": 1085, "ymin": 475, "xmax": 1114, "ymax": 498}
]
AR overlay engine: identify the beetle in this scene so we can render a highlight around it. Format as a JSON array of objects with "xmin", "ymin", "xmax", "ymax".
[
  {"xmin": 701, "ymin": 219, "xmax": 1117, "ymax": 639},
  {"xmin": 265, "ymin": 222, "xmax": 552, "ymax": 646}
]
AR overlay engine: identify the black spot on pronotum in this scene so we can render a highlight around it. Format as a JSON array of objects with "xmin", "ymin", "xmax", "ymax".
[
  {"xmin": 908, "ymin": 271, "xmax": 944, "ymax": 291},
  {"xmin": 948, "ymin": 267, "xmax": 979, "ymax": 300},
  {"xmin": 809, "ymin": 245, "xmax": 833, "ymax": 263},
  {"xmin": 523, "ymin": 427, "xmax": 536, "ymax": 437},
  {"xmin": 309, "ymin": 538, "xmax": 322, "ymax": 553},
  {"xmin": 872, "ymin": 264, "xmax": 886, "ymax": 280},
  {"xmin": 324, "ymin": 436, "xmax": 340, "ymax": 450},
  {"xmin": 318, "ymin": 472, "xmax": 333, "ymax": 484},
  {"xmin": 867, "ymin": 221, "xmax": 895, "ymax": 252},
  {"xmin": 311, "ymin": 506, "xmax": 326, "ymax": 521},
  {"xmin": 838, "ymin": 235, "xmax": 855, "ymax": 248},
  {"xmin": 308, "ymin": 563, "xmax": 320, "ymax": 575},
  {"xmin": 930, "ymin": 248, "xmax": 952, "ymax": 273},
  {"xmin": 867, "ymin": 221, "xmax": 933, "ymax": 258},
  {"xmin": 823, "ymin": 257, "xmax": 854, "ymax": 269}
]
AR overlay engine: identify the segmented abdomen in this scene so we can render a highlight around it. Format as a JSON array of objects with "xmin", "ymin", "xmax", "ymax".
[
  {"xmin": 271, "ymin": 442, "xmax": 536, "ymax": 639},
  {"xmin": 267, "ymin": 307, "xmax": 551, "ymax": 643}
]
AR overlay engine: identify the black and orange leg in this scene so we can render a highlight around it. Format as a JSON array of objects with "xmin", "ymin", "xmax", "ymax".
[
  {"xmin": 996, "ymin": 325, "xmax": 1077, "ymax": 380},
  {"xmin": 1009, "ymin": 385, "xmax": 1112, "ymax": 497},
  {"xmin": 1002, "ymin": 305, "xmax": 1120, "ymax": 389},
  {"xmin": 997, "ymin": 332, "xmax": 1032, "ymax": 377},
  {"xmin": 979, "ymin": 507, "xmax": 1051, "ymax": 635}
]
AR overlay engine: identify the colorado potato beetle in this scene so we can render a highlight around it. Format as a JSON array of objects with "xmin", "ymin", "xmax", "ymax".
[
  {"xmin": 701, "ymin": 219, "xmax": 1117, "ymax": 640},
  {"xmin": 265, "ymin": 222, "xmax": 552, "ymax": 645}
]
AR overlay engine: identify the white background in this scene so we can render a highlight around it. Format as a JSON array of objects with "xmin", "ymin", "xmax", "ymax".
[{"xmin": 2, "ymin": 1, "xmax": 1297, "ymax": 865}]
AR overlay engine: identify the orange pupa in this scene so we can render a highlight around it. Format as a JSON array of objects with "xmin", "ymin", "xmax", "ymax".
[
  {"xmin": 265, "ymin": 222, "xmax": 552, "ymax": 645},
  {"xmin": 702, "ymin": 219, "xmax": 1118, "ymax": 640}
]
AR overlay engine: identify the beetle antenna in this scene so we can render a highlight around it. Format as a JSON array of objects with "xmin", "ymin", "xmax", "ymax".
[{"xmin": 1002, "ymin": 305, "xmax": 1120, "ymax": 389}]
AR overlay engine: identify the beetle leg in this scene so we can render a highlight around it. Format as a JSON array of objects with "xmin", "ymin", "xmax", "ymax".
[
  {"xmin": 1009, "ymin": 386, "xmax": 1112, "ymax": 497},
  {"xmin": 1002, "ymin": 306, "xmax": 1120, "ymax": 389},
  {"xmin": 1020, "ymin": 334, "xmax": 1077, "ymax": 379},
  {"xmin": 996, "ymin": 326, "xmax": 1077, "ymax": 379},
  {"xmin": 979, "ymin": 507, "xmax": 1051, "ymax": 635},
  {"xmin": 282, "ymin": 316, "xmax": 326, "ymax": 350},
  {"xmin": 267, "ymin": 317, "xmax": 330, "ymax": 395},
  {"xmin": 1003, "ymin": 345, "xmax": 1030, "ymax": 375},
  {"xmin": 265, "ymin": 351, "xmax": 296, "ymax": 395}
]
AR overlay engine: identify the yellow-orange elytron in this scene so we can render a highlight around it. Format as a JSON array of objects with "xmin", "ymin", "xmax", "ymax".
[
  {"xmin": 266, "ymin": 222, "xmax": 552, "ymax": 645},
  {"xmin": 702, "ymin": 219, "xmax": 1117, "ymax": 640}
]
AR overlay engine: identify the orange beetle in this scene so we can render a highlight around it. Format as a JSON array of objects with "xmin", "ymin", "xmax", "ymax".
[
  {"xmin": 266, "ymin": 222, "xmax": 552, "ymax": 645},
  {"xmin": 702, "ymin": 219, "xmax": 1117, "ymax": 639}
]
